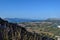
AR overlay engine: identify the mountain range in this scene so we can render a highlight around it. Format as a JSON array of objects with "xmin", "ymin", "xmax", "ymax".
[{"xmin": 4, "ymin": 18, "xmax": 40, "ymax": 23}]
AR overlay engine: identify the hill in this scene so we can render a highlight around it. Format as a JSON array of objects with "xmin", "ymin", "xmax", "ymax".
[
  {"xmin": 4, "ymin": 18, "xmax": 60, "ymax": 36},
  {"xmin": 0, "ymin": 18, "xmax": 55, "ymax": 40}
]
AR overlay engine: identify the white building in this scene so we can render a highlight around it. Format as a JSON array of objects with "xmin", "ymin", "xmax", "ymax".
[
  {"xmin": 57, "ymin": 25, "xmax": 60, "ymax": 28},
  {"xmin": 55, "ymin": 36, "xmax": 60, "ymax": 40}
]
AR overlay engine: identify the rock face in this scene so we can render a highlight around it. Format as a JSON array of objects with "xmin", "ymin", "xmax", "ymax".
[{"xmin": 0, "ymin": 18, "xmax": 55, "ymax": 40}]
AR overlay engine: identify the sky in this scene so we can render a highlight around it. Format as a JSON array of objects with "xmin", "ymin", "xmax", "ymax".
[{"xmin": 0, "ymin": 0, "xmax": 60, "ymax": 19}]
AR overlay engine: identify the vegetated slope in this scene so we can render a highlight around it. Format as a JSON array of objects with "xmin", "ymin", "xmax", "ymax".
[
  {"xmin": 4, "ymin": 18, "xmax": 60, "ymax": 36},
  {"xmin": 18, "ymin": 18, "xmax": 60, "ymax": 36}
]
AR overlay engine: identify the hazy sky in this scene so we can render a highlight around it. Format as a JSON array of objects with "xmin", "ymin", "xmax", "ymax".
[{"xmin": 0, "ymin": 0, "xmax": 60, "ymax": 19}]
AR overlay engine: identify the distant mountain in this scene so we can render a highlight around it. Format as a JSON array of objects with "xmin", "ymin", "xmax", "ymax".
[
  {"xmin": 44, "ymin": 18, "xmax": 60, "ymax": 25},
  {"xmin": 4, "ymin": 18, "xmax": 60, "ymax": 23},
  {"xmin": 4, "ymin": 18, "xmax": 40, "ymax": 23}
]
